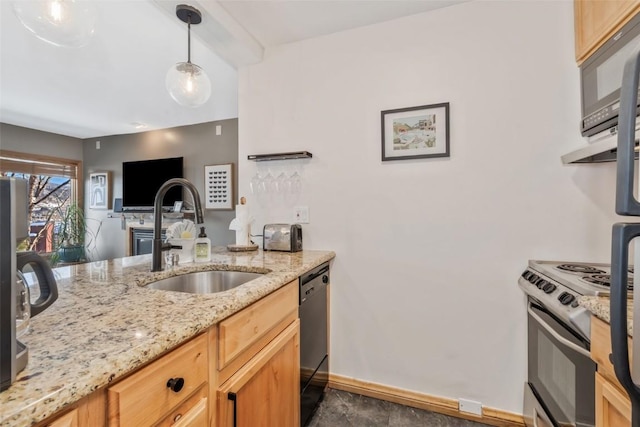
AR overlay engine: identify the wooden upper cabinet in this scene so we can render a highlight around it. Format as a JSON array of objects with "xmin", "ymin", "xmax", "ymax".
[{"xmin": 575, "ymin": 0, "xmax": 640, "ymax": 64}]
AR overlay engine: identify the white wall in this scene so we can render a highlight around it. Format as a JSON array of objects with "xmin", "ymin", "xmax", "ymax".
[{"xmin": 238, "ymin": 1, "xmax": 621, "ymax": 413}]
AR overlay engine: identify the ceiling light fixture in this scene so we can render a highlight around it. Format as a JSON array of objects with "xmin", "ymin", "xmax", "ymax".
[
  {"xmin": 166, "ymin": 4, "xmax": 211, "ymax": 108},
  {"xmin": 12, "ymin": 0, "xmax": 96, "ymax": 48}
]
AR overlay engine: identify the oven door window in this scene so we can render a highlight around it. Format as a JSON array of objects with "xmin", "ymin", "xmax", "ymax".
[{"xmin": 528, "ymin": 302, "xmax": 595, "ymax": 426}]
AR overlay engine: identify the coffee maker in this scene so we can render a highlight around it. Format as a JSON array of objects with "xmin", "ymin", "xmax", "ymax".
[
  {"xmin": 1, "ymin": 177, "xmax": 29, "ymax": 391},
  {"xmin": 1, "ymin": 178, "xmax": 59, "ymax": 391}
]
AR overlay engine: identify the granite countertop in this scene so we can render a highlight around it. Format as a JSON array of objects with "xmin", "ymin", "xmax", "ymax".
[
  {"xmin": 579, "ymin": 295, "xmax": 634, "ymax": 336},
  {"xmin": 0, "ymin": 248, "xmax": 335, "ymax": 427}
]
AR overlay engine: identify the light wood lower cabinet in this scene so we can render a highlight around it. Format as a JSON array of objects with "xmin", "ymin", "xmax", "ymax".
[
  {"xmin": 591, "ymin": 316, "xmax": 632, "ymax": 427},
  {"xmin": 217, "ymin": 320, "xmax": 300, "ymax": 427},
  {"xmin": 45, "ymin": 409, "xmax": 78, "ymax": 427},
  {"xmin": 108, "ymin": 333, "xmax": 209, "ymax": 426},
  {"xmin": 35, "ymin": 279, "xmax": 302, "ymax": 427},
  {"xmin": 596, "ymin": 372, "xmax": 631, "ymax": 427}
]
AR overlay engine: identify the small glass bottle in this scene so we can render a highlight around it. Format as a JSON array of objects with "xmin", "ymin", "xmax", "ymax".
[{"xmin": 195, "ymin": 226, "xmax": 211, "ymax": 262}]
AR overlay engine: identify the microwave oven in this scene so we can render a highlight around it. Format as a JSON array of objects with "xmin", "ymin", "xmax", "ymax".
[{"xmin": 580, "ymin": 12, "xmax": 640, "ymax": 137}]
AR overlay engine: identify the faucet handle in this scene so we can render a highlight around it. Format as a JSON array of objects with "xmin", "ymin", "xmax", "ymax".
[{"xmin": 164, "ymin": 253, "xmax": 179, "ymax": 268}]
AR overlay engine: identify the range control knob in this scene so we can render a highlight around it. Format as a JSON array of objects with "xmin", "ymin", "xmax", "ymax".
[
  {"xmin": 535, "ymin": 279, "xmax": 547, "ymax": 289},
  {"xmin": 542, "ymin": 283, "xmax": 556, "ymax": 294},
  {"xmin": 528, "ymin": 274, "xmax": 539, "ymax": 284},
  {"xmin": 558, "ymin": 292, "xmax": 575, "ymax": 305},
  {"xmin": 322, "ymin": 275, "xmax": 329, "ymax": 284}
]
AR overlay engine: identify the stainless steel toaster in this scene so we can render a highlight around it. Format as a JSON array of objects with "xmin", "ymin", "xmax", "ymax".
[{"xmin": 263, "ymin": 224, "xmax": 303, "ymax": 252}]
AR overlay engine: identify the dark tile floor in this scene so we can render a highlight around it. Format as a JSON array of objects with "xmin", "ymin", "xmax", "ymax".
[{"xmin": 307, "ymin": 389, "xmax": 492, "ymax": 427}]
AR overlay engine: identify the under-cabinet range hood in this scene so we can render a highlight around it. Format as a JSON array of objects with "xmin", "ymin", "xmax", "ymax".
[{"xmin": 561, "ymin": 118, "xmax": 640, "ymax": 164}]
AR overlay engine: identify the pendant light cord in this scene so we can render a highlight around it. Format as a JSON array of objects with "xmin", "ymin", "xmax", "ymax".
[{"xmin": 187, "ymin": 15, "xmax": 192, "ymax": 64}]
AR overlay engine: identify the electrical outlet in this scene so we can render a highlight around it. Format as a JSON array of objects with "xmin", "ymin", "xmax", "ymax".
[
  {"xmin": 215, "ymin": 125, "xmax": 222, "ymax": 136},
  {"xmin": 458, "ymin": 399, "xmax": 482, "ymax": 415},
  {"xmin": 96, "ymin": 140, "xmax": 100, "ymax": 150},
  {"xmin": 293, "ymin": 206, "xmax": 309, "ymax": 223}
]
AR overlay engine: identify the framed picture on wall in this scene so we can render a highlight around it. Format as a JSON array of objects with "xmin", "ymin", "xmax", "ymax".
[
  {"xmin": 89, "ymin": 172, "xmax": 111, "ymax": 210},
  {"xmin": 381, "ymin": 102, "xmax": 450, "ymax": 161},
  {"xmin": 204, "ymin": 163, "xmax": 234, "ymax": 210}
]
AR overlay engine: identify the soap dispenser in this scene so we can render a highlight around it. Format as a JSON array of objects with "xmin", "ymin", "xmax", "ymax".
[{"xmin": 195, "ymin": 227, "xmax": 211, "ymax": 262}]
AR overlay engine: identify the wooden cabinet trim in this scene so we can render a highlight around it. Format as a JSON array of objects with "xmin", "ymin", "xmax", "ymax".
[
  {"xmin": 172, "ymin": 396, "xmax": 208, "ymax": 427},
  {"xmin": 45, "ymin": 409, "xmax": 78, "ymax": 427},
  {"xmin": 154, "ymin": 385, "xmax": 208, "ymax": 427},
  {"xmin": 591, "ymin": 316, "xmax": 632, "ymax": 391},
  {"xmin": 596, "ymin": 372, "xmax": 631, "ymax": 426},
  {"xmin": 218, "ymin": 280, "xmax": 298, "ymax": 369}
]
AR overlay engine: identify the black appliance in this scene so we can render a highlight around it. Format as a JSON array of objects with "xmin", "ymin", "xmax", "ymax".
[
  {"xmin": 609, "ymin": 42, "xmax": 640, "ymax": 427},
  {"xmin": 1, "ymin": 177, "xmax": 58, "ymax": 391},
  {"xmin": 580, "ymin": 12, "xmax": 640, "ymax": 137},
  {"xmin": 122, "ymin": 157, "xmax": 183, "ymax": 210},
  {"xmin": 299, "ymin": 262, "xmax": 329, "ymax": 426}
]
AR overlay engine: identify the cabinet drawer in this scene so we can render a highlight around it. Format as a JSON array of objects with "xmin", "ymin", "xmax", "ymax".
[
  {"xmin": 591, "ymin": 316, "xmax": 632, "ymax": 390},
  {"xmin": 218, "ymin": 280, "xmax": 297, "ymax": 369},
  {"xmin": 46, "ymin": 409, "xmax": 78, "ymax": 427},
  {"xmin": 108, "ymin": 333, "xmax": 208, "ymax": 427},
  {"xmin": 155, "ymin": 386, "xmax": 208, "ymax": 427}
]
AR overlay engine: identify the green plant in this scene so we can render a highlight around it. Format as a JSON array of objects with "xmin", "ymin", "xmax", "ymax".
[
  {"xmin": 57, "ymin": 202, "xmax": 86, "ymax": 247},
  {"xmin": 51, "ymin": 203, "xmax": 100, "ymax": 265}
]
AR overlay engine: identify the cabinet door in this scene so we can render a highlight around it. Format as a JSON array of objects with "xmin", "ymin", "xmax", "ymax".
[
  {"xmin": 575, "ymin": 0, "xmax": 640, "ymax": 63},
  {"xmin": 595, "ymin": 372, "xmax": 631, "ymax": 427},
  {"xmin": 217, "ymin": 320, "xmax": 300, "ymax": 427}
]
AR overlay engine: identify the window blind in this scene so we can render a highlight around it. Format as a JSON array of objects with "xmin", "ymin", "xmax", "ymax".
[{"xmin": 0, "ymin": 151, "xmax": 79, "ymax": 179}]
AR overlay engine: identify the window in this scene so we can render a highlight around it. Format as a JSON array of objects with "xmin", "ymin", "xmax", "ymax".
[{"xmin": 0, "ymin": 150, "xmax": 82, "ymax": 254}]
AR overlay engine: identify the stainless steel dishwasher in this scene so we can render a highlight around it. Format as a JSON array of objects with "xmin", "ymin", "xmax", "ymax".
[{"xmin": 299, "ymin": 261, "xmax": 330, "ymax": 426}]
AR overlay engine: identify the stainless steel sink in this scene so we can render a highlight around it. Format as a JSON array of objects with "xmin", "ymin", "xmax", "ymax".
[{"xmin": 145, "ymin": 270, "xmax": 264, "ymax": 294}]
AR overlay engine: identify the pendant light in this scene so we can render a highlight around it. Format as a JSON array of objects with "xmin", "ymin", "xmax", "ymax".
[
  {"xmin": 12, "ymin": 0, "xmax": 96, "ymax": 48},
  {"xmin": 166, "ymin": 4, "xmax": 211, "ymax": 108}
]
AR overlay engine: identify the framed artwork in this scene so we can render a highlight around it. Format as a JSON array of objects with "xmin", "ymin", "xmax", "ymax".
[
  {"xmin": 381, "ymin": 102, "xmax": 450, "ymax": 161},
  {"xmin": 89, "ymin": 172, "xmax": 111, "ymax": 210},
  {"xmin": 204, "ymin": 163, "xmax": 234, "ymax": 210}
]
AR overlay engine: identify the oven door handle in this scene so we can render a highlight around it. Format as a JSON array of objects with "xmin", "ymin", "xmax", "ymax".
[{"xmin": 527, "ymin": 304, "xmax": 590, "ymax": 359}]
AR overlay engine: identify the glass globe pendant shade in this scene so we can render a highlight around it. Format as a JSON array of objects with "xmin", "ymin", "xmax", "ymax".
[
  {"xmin": 166, "ymin": 62, "xmax": 211, "ymax": 108},
  {"xmin": 12, "ymin": 0, "xmax": 96, "ymax": 48}
]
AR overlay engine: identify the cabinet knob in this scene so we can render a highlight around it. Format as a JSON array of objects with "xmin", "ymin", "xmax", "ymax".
[{"xmin": 166, "ymin": 377, "xmax": 185, "ymax": 393}]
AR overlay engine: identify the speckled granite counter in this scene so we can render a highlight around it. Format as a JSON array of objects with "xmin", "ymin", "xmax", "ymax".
[
  {"xmin": 0, "ymin": 248, "xmax": 335, "ymax": 427},
  {"xmin": 579, "ymin": 295, "xmax": 633, "ymax": 336}
]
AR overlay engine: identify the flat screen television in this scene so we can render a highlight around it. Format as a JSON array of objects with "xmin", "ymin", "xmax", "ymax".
[{"xmin": 122, "ymin": 157, "xmax": 183, "ymax": 210}]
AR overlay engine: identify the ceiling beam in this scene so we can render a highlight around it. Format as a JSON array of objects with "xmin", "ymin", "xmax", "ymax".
[{"xmin": 151, "ymin": 0, "xmax": 264, "ymax": 68}]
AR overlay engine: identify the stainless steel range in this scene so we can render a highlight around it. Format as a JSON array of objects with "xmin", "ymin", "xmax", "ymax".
[
  {"xmin": 519, "ymin": 260, "xmax": 633, "ymax": 340},
  {"xmin": 519, "ymin": 260, "xmax": 633, "ymax": 427}
]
